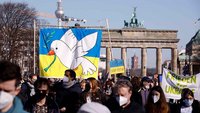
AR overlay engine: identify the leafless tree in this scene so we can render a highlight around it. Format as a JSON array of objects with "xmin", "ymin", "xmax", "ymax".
[{"xmin": 0, "ymin": 2, "xmax": 37, "ymax": 61}]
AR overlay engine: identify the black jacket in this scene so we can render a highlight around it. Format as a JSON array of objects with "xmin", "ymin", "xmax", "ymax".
[{"xmin": 55, "ymin": 81, "xmax": 82, "ymax": 113}]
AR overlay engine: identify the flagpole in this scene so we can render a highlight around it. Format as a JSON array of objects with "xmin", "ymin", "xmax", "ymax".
[
  {"xmin": 106, "ymin": 19, "xmax": 113, "ymax": 60},
  {"xmin": 106, "ymin": 18, "xmax": 113, "ymax": 79},
  {"xmin": 33, "ymin": 19, "xmax": 36, "ymax": 74}
]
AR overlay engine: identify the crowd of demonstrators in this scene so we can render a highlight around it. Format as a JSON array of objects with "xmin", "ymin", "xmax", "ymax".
[
  {"xmin": 1, "ymin": 60, "xmax": 200, "ymax": 113},
  {"xmin": 0, "ymin": 60, "xmax": 27, "ymax": 113}
]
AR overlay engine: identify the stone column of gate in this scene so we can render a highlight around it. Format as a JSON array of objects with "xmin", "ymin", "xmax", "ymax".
[
  {"xmin": 106, "ymin": 47, "xmax": 111, "ymax": 76},
  {"xmin": 141, "ymin": 48, "xmax": 147, "ymax": 76},
  {"xmin": 171, "ymin": 48, "xmax": 178, "ymax": 74},
  {"xmin": 156, "ymin": 48, "xmax": 162, "ymax": 75},
  {"xmin": 121, "ymin": 47, "xmax": 127, "ymax": 75}
]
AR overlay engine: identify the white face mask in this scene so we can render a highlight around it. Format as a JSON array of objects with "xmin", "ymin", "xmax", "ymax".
[
  {"xmin": 116, "ymin": 96, "xmax": 128, "ymax": 106},
  {"xmin": 152, "ymin": 95, "xmax": 160, "ymax": 103},
  {"xmin": 0, "ymin": 91, "xmax": 15, "ymax": 109},
  {"xmin": 144, "ymin": 85, "xmax": 150, "ymax": 89},
  {"xmin": 63, "ymin": 76, "xmax": 69, "ymax": 83}
]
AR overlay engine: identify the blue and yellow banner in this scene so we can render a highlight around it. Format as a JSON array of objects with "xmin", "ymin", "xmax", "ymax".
[
  {"xmin": 110, "ymin": 59, "xmax": 125, "ymax": 74},
  {"xmin": 39, "ymin": 28, "xmax": 102, "ymax": 79}
]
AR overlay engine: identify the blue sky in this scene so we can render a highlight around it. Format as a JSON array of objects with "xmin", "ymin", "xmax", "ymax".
[{"xmin": 1, "ymin": 0, "xmax": 200, "ymax": 68}]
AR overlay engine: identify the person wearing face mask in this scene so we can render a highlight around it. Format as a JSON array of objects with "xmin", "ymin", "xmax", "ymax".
[
  {"xmin": 19, "ymin": 74, "xmax": 38, "ymax": 105},
  {"xmin": 172, "ymin": 88, "xmax": 200, "ymax": 113},
  {"xmin": 139, "ymin": 77, "xmax": 151, "ymax": 106},
  {"xmin": 54, "ymin": 69, "xmax": 82, "ymax": 113},
  {"xmin": 0, "ymin": 60, "xmax": 27, "ymax": 113},
  {"xmin": 105, "ymin": 79, "xmax": 145, "ymax": 113},
  {"xmin": 24, "ymin": 78, "xmax": 59, "ymax": 113},
  {"xmin": 145, "ymin": 86, "xmax": 169, "ymax": 113}
]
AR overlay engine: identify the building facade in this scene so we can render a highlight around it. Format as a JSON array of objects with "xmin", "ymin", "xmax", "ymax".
[
  {"xmin": 131, "ymin": 54, "xmax": 139, "ymax": 70},
  {"xmin": 186, "ymin": 29, "xmax": 200, "ymax": 75}
]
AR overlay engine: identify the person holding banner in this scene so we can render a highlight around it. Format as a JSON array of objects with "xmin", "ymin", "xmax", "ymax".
[
  {"xmin": 172, "ymin": 88, "xmax": 200, "ymax": 113},
  {"xmin": 145, "ymin": 86, "xmax": 170, "ymax": 113}
]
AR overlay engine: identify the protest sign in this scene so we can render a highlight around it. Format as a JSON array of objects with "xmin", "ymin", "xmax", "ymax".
[{"xmin": 162, "ymin": 68, "xmax": 200, "ymax": 101}]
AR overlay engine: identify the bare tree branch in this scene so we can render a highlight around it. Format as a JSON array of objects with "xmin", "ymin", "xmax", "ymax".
[{"xmin": 0, "ymin": 2, "xmax": 37, "ymax": 61}]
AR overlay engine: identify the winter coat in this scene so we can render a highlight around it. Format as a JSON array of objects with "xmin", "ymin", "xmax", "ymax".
[{"xmin": 55, "ymin": 81, "xmax": 82, "ymax": 113}]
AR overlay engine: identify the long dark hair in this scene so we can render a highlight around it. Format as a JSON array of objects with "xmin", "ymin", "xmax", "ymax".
[{"xmin": 145, "ymin": 86, "xmax": 169, "ymax": 113}]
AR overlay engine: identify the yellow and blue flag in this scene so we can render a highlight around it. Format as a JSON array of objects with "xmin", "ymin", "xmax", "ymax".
[
  {"xmin": 110, "ymin": 59, "xmax": 125, "ymax": 75},
  {"xmin": 39, "ymin": 28, "xmax": 102, "ymax": 79}
]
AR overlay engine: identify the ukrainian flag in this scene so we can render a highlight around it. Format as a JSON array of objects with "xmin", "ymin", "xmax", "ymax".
[
  {"xmin": 110, "ymin": 59, "xmax": 125, "ymax": 75},
  {"xmin": 39, "ymin": 28, "xmax": 102, "ymax": 79}
]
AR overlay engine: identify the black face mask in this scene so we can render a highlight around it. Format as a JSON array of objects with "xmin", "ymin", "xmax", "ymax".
[{"xmin": 35, "ymin": 90, "xmax": 48, "ymax": 101}]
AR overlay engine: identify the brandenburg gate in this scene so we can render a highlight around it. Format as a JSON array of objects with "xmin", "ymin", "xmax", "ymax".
[{"xmin": 101, "ymin": 28, "xmax": 179, "ymax": 76}]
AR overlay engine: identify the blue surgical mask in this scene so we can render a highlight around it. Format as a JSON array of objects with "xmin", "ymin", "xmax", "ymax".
[{"xmin": 183, "ymin": 99, "xmax": 193, "ymax": 107}]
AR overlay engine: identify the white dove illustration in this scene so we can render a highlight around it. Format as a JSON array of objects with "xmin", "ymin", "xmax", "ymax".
[{"xmin": 50, "ymin": 29, "xmax": 98, "ymax": 75}]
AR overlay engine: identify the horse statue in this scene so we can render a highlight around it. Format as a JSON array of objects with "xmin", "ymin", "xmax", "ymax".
[{"xmin": 124, "ymin": 20, "xmax": 129, "ymax": 27}]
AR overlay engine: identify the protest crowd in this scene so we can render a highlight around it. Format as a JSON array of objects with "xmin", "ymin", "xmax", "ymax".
[{"xmin": 0, "ymin": 60, "xmax": 200, "ymax": 113}]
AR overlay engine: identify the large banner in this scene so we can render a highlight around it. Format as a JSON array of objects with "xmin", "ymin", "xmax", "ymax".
[
  {"xmin": 39, "ymin": 28, "xmax": 102, "ymax": 79},
  {"xmin": 109, "ymin": 59, "xmax": 125, "ymax": 75},
  {"xmin": 162, "ymin": 68, "xmax": 200, "ymax": 101}
]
